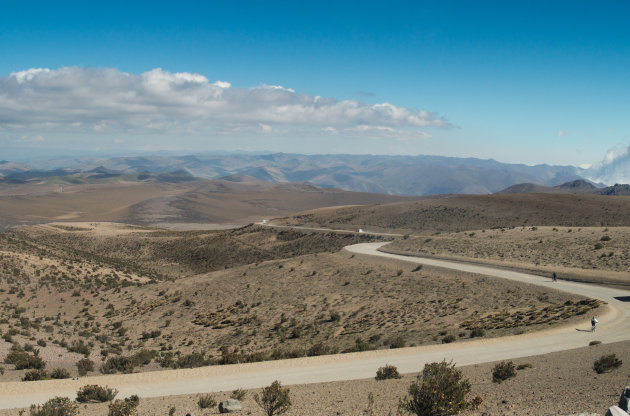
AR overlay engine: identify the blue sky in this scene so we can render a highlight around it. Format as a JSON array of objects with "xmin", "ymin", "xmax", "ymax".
[{"xmin": 1, "ymin": 0, "xmax": 629, "ymax": 172}]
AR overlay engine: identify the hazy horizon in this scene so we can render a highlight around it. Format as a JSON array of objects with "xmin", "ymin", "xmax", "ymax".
[{"xmin": 1, "ymin": 1, "xmax": 629, "ymax": 184}]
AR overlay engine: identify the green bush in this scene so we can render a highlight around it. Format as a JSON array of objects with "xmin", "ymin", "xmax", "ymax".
[
  {"xmin": 197, "ymin": 393, "xmax": 217, "ymax": 409},
  {"xmin": 516, "ymin": 363, "xmax": 532, "ymax": 370},
  {"xmin": 492, "ymin": 361, "xmax": 517, "ymax": 383},
  {"xmin": 101, "ymin": 356, "xmax": 134, "ymax": 374},
  {"xmin": 593, "ymin": 354, "xmax": 622, "ymax": 374},
  {"xmin": 375, "ymin": 364, "xmax": 402, "ymax": 380},
  {"xmin": 76, "ymin": 385, "xmax": 118, "ymax": 403},
  {"xmin": 50, "ymin": 368, "xmax": 71, "ymax": 379},
  {"xmin": 5, "ymin": 350, "xmax": 46, "ymax": 370},
  {"xmin": 108, "ymin": 395, "xmax": 139, "ymax": 416},
  {"xmin": 254, "ymin": 380, "xmax": 292, "ymax": 416},
  {"xmin": 29, "ymin": 396, "xmax": 77, "ymax": 416},
  {"xmin": 76, "ymin": 358, "xmax": 94, "ymax": 376},
  {"xmin": 401, "ymin": 360, "xmax": 481, "ymax": 416},
  {"xmin": 23, "ymin": 369, "xmax": 49, "ymax": 381}
]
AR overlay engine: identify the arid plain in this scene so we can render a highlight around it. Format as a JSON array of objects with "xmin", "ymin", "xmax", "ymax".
[{"xmin": 0, "ymin": 178, "xmax": 628, "ymax": 415}]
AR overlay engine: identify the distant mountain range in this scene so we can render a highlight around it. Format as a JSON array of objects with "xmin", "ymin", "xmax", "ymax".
[
  {"xmin": 498, "ymin": 179, "xmax": 630, "ymax": 196},
  {"xmin": 0, "ymin": 153, "xmax": 588, "ymax": 196}
]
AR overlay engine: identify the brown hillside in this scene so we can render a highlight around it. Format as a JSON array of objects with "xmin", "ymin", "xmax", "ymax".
[{"xmin": 275, "ymin": 193, "xmax": 630, "ymax": 233}]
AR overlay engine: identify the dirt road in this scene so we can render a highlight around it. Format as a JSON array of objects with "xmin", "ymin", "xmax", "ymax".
[{"xmin": 1, "ymin": 242, "xmax": 628, "ymax": 409}]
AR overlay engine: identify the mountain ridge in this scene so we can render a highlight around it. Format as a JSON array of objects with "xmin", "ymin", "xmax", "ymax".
[{"xmin": 2, "ymin": 153, "xmax": 583, "ymax": 196}]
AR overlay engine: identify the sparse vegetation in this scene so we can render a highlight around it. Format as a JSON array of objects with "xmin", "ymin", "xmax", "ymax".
[
  {"xmin": 593, "ymin": 354, "xmax": 622, "ymax": 374},
  {"xmin": 197, "ymin": 393, "xmax": 217, "ymax": 409},
  {"xmin": 23, "ymin": 369, "xmax": 49, "ymax": 381},
  {"xmin": 401, "ymin": 360, "xmax": 482, "ymax": 416},
  {"xmin": 29, "ymin": 397, "xmax": 77, "ymax": 416},
  {"xmin": 492, "ymin": 361, "xmax": 517, "ymax": 383},
  {"xmin": 255, "ymin": 380, "xmax": 292, "ymax": 416},
  {"xmin": 108, "ymin": 395, "xmax": 139, "ymax": 416},
  {"xmin": 375, "ymin": 364, "xmax": 402, "ymax": 380},
  {"xmin": 50, "ymin": 368, "xmax": 71, "ymax": 379},
  {"xmin": 5, "ymin": 350, "xmax": 46, "ymax": 370},
  {"xmin": 76, "ymin": 385, "xmax": 118, "ymax": 403},
  {"xmin": 76, "ymin": 358, "xmax": 95, "ymax": 376},
  {"xmin": 231, "ymin": 388, "xmax": 247, "ymax": 401}
]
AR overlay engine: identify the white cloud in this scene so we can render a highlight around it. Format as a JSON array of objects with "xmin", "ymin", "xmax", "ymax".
[
  {"xmin": 556, "ymin": 129, "xmax": 568, "ymax": 137},
  {"xmin": 0, "ymin": 67, "xmax": 447, "ymax": 140},
  {"xmin": 346, "ymin": 125, "xmax": 431, "ymax": 141},
  {"xmin": 582, "ymin": 143, "xmax": 630, "ymax": 185}
]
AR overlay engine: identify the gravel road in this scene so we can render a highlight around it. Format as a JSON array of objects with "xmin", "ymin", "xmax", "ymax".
[{"xmin": 1, "ymin": 241, "xmax": 628, "ymax": 409}]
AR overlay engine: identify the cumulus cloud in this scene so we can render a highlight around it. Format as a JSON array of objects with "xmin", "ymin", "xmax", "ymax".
[
  {"xmin": 582, "ymin": 143, "xmax": 630, "ymax": 185},
  {"xmin": 0, "ymin": 67, "xmax": 446, "ymax": 141}
]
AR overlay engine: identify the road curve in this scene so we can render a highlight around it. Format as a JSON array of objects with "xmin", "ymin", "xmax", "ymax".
[{"xmin": 1, "ymin": 242, "xmax": 629, "ymax": 409}]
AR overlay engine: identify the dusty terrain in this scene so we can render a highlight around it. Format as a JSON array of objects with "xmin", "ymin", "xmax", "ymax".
[
  {"xmin": 0, "ymin": 223, "xmax": 600, "ymax": 383},
  {"xmin": 383, "ymin": 226, "xmax": 630, "ymax": 287},
  {"xmin": 274, "ymin": 193, "xmax": 630, "ymax": 234},
  {"xmin": 0, "ymin": 175, "xmax": 415, "ymax": 230},
  {"xmin": 1, "ymin": 340, "xmax": 628, "ymax": 415}
]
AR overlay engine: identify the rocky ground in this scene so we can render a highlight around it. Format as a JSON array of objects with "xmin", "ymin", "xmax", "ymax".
[
  {"xmin": 2, "ymin": 340, "xmax": 628, "ymax": 415},
  {"xmin": 383, "ymin": 226, "xmax": 630, "ymax": 287}
]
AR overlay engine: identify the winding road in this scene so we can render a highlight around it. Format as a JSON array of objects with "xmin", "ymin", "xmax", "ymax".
[{"xmin": 1, "ymin": 241, "xmax": 629, "ymax": 409}]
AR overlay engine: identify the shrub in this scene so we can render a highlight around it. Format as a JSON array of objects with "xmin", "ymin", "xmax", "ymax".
[
  {"xmin": 174, "ymin": 352, "xmax": 211, "ymax": 369},
  {"xmin": 108, "ymin": 395, "xmax": 139, "ymax": 416},
  {"xmin": 375, "ymin": 364, "xmax": 402, "ymax": 380},
  {"xmin": 307, "ymin": 342, "xmax": 336, "ymax": 357},
  {"xmin": 254, "ymin": 380, "xmax": 292, "ymax": 416},
  {"xmin": 5, "ymin": 351, "xmax": 46, "ymax": 370},
  {"xmin": 76, "ymin": 358, "xmax": 94, "ymax": 376},
  {"xmin": 101, "ymin": 356, "xmax": 134, "ymax": 374},
  {"xmin": 492, "ymin": 361, "xmax": 517, "ymax": 383},
  {"xmin": 601, "ymin": 235, "xmax": 611, "ymax": 241},
  {"xmin": 442, "ymin": 335, "xmax": 456, "ymax": 344},
  {"xmin": 23, "ymin": 369, "xmax": 49, "ymax": 381},
  {"xmin": 50, "ymin": 368, "xmax": 71, "ymax": 379},
  {"xmin": 29, "ymin": 396, "xmax": 77, "ymax": 416},
  {"xmin": 401, "ymin": 360, "xmax": 481, "ymax": 416},
  {"xmin": 197, "ymin": 393, "xmax": 217, "ymax": 409},
  {"xmin": 388, "ymin": 335, "xmax": 406, "ymax": 349},
  {"xmin": 168, "ymin": 406, "xmax": 176, "ymax": 416},
  {"xmin": 593, "ymin": 354, "xmax": 622, "ymax": 374},
  {"xmin": 231, "ymin": 388, "xmax": 247, "ymax": 401},
  {"xmin": 594, "ymin": 243, "xmax": 603, "ymax": 250},
  {"xmin": 68, "ymin": 340, "xmax": 91, "ymax": 356},
  {"xmin": 76, "ymin": 385, "xmax": 118, "ymax": 403},
  {"xmin": 516, "ymin": 363, "xmax": 532, "ymax": 370},
  {"xmin": 469, "ymin": 328, "xmax": 485, "ymax": 338}
]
